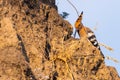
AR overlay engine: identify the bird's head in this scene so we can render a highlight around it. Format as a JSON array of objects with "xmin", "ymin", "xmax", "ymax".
[{"xmin": 75, "ymin": 11, "xmax": 83, "ymax": 30}]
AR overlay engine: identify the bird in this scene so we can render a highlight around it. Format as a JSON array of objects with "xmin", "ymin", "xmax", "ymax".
[{"xmin": 75, "ymin": 11, "xmax": 104, "ymax": 58}]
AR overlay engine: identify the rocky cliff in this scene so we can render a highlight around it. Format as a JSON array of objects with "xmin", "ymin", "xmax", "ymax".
[{"xmin": 0, "ymin": 0, "xmax": 120, "ymax": 80}]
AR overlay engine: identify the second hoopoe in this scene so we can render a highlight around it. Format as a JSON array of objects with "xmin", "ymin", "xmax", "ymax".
[{"xmin": 75, "ymin": 12, "xmax": 104, "ymax": 58}]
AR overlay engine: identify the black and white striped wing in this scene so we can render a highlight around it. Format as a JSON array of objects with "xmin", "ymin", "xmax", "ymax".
[{"xmin": 87, "ymin": 32, "xmax": 100, "ymax": 50}]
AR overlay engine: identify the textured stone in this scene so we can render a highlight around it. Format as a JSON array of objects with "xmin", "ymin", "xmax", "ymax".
[{"xmin": 0, "ymin": 0, "xmax": 119, "ymax": 80}]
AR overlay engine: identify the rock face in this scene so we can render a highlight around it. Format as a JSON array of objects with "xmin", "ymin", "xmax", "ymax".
[{"xmin": 0, "ymin": 0, "xmax": 120, "ymax": 80}]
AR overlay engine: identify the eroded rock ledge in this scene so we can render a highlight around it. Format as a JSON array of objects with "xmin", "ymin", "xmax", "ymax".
[{"xmin": 0, "ymin": 0, "xmax": 120, "ymax": 80}]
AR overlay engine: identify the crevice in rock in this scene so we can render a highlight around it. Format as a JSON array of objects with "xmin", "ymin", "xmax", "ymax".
[
  {"xmin": 24, "ymin": 68, "xmax": 37, "ymax": 80},
  {"xmin": 44, "ymin": 40, "xmax": 51, "ymax": 60},
  {"xmin": 91, "ymin": 59, "xmax": 103, "ymax": 74},
  {"xmin": 17, "ymin": 34, "xmax": 30, "ymax": 63},
  {"xmin": 52, "ymin": 71, "xmax": 58, "ymax": 80},
  {"xmin": 24, "ymin": 0, "xmax": 40, "ymax": 9}
]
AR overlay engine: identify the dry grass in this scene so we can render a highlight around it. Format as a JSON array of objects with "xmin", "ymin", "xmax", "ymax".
[
  {"xmin": 66, "ymin": 0, "xmax": 79, "ymax": 16},
  {"xmin": 106, "ymin": 56, "xmax": 119, "ymax": 63},
  {"xmin": 99, "ymin": 43, "xmax": 119, "ymax": 63},
  {"xmin": 50, "ymin": 55, "xmax": 75, "ymax": 80},
  {"xmin": 50, "ymin": 38, "xmax": 78, "ymax": 80},
  {"xmin": 99, "ymin": 43, "xmax": 113, "ymax": 51}
]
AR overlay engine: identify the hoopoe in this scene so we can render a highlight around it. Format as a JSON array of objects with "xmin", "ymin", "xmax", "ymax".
[{"xmin": 75, "ymin": 11, "xmax": 104, "ymax": 58}]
